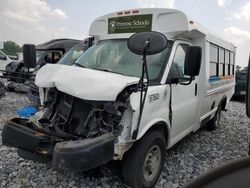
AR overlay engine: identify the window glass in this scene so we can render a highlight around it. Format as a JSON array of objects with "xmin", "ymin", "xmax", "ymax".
[
  {"xmin": 219, "ymin": 48, "xmax": 224, "ymax": 76},
  {"xmin": 225, "ymin": 64, "xmax": 229, "ymax": 76},
  {"xmin": 170, "ymin": 44, "xmax": 189, "ymax": 81},
  {"xmin": 36, "ymin": 50, "xmax": 45, "ymax": 62},
  {"xmin": 173, "ymin": 44, "xmax": 188, "ymax": 76},
  {"xmin": 0, "ymin": 50, "xmax": 7, "ymax": 60},
  {"xmin": 0, "ymin": 51, "xmax": 5, "ymax": 57},
  {"xmin": 210, "ymin": 44, "xmax": 218, "ymax": 63},
  {"xmin": 59, "ymin": 46, "xmax": 85, "ymax": 66},
  {"xmin": 225, "ymin": 50, "xmax": 230, "ymax": 76},
  {"xmin": 75, "ymin": 40, "xmax": 173, "ymax": 80},
  {"xmin": 52, "ymin": 52, "xmax": 62, "ymax": 63},
  {"xmin": 219, "ymin": 63, "xmax": 224, "ymax": 76},
  {"xmin": 230, "ymin": 52, "xmax": 235, "ymax": 64},
  {"xmin": 219, "ymin": 48, "xmax": 224, "ymax": 64},
  {"xmin": 46, "ymin": 52, "xmax": 61, "ymax": 64},
  {"xmin": 210, "ymin": 44, "xmax": 218, "ymax": 77},
  {"xmin": 210, "ymin": 63, "xmax": 217, "ymax": 77},
  {"xmin": 230, "ymin": 52, "xmax": 235, "ymax": 75},
  {"xmin": 231, "ymin": 65, "xmax": 234, "ymax": 75},
  {"xmin": 167, "ymin": 44, "xmax": 190, "ymax": 83},
  {"xmin": 225, "ymin": 50, "xmax": 229, "ymax": 64}
]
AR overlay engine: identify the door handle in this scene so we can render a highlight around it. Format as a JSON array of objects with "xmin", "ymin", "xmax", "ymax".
[{"xmin": 195, "ymin": 83, "xmax": 198, "ymax": 96}]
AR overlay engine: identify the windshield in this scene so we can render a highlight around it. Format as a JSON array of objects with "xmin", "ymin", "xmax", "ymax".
[
  {"xmin": 59, "ymin": 46, "xmax": 85, "ymax": 66},
  {"xmin": 36, "ymin": 50, "xmax": 46, "ymax": 62},
  {"xmin": 74, "ymin": 40, "xmax": 172, "ymax": 80}
]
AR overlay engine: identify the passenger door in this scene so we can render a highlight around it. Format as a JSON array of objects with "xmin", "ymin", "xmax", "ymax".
[{"xmin": 168, "ymin": 42, "xmax": 200, "ymax": 142}]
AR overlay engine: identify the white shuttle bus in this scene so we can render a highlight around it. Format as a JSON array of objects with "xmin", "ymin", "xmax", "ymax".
[{"xmin": 2, "ymin": 9, "xmax": 236, "ymax": 188}]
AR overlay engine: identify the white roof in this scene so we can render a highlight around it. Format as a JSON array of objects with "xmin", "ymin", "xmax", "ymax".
[{"xmin": 89, "ymin": 8, "xmax": 235, "ymax": 51}]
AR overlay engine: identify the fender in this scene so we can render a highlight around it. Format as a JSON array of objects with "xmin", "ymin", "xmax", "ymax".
[{"xmin": 136, "ymin": 118, "xmax": 171, "ymax": 147}]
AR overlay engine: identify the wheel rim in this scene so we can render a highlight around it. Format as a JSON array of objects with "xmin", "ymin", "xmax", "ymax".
[{"xmin": 143, "ymin": 145, "xmax": 162, "ymax": 182}]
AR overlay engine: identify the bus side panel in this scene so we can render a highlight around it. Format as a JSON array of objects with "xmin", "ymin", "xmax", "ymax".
[
  {"xmin": 191, "ymin": 37, "xmax": 207, "ymax": 131},
  {"xmin": 199, "ymin": 41, "xmax": 235, "ymax": 125}
]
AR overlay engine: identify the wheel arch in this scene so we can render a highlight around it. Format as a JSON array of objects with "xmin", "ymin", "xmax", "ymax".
[{"xmin": 136, "ymin": 119, "xmax": 170, "ymax": 147}]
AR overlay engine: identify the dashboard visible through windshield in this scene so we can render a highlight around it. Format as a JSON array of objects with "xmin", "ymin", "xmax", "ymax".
[{"xmin": 74, "ymin": 39, "xmax": 172, "ymax": 80}]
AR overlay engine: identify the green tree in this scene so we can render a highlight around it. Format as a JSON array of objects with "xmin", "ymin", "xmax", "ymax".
[{"xmin": 2, "ymin": 41, "xmax": 22, "ymax": 56}]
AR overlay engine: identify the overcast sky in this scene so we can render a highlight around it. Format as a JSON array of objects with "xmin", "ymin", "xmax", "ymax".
[{"xmin": 0, "ymin": 0, "xmax": 249, "ymax": 66}]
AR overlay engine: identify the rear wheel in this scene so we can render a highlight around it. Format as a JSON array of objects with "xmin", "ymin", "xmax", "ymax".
[
  {"xmin": 122, "ymin": 130, "xmax": 166, "ymax": 188},
  {"xmin": 206, "ymin": 104, "xmax": 222, "ymax": 131}
]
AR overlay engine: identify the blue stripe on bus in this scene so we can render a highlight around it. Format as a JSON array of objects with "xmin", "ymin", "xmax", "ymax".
[{"xmin": 209, "ymin": 76, "xmax": 220, "ymax": 82}]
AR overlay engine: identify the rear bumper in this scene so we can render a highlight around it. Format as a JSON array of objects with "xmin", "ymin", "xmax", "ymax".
[{"xmin": 2, "ymin": 118, "xmax": 115, "ymax": 171}]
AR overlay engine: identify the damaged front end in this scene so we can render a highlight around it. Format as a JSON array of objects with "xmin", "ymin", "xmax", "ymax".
[{"xmin": 2, "ymin": 88, "xmax": 132, "ymax": 171}]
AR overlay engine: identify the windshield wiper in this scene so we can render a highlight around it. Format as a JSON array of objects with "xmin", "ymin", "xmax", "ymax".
[
  {"xmin": 74, "ymin": 63, "xmax": 86, "ymax": 68},
  {"xmin": 73, "ymin": 65, "xmax": 125, "ymax": 76},
  {"xmin": 89, "ymin": 67, "xmax": 124, "ymax": 75}
]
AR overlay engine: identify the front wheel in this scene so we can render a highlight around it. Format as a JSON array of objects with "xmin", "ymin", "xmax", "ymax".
[{"xmin": 122, "ymin": 130, "xmax": 166, "ymax": 188}]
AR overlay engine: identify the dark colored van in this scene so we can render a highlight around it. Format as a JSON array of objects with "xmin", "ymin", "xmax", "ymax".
[
  {"xmin": 234, "ymin": 70, "xmax": 247, "ymax": 96},
  {"xmin": 3, "ymin": 39, "xmax": 81, "ymax": 83}
]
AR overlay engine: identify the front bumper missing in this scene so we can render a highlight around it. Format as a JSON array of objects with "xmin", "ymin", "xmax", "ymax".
[{"xmin": 2, "ymin": 118, "xmax": 115, "ymax": 171}]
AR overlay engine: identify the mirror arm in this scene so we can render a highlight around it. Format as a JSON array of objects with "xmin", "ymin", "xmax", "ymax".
[
  {"xmin": 128, "ymin": 32, "xmax": 167, "ymax": 139},
  {"xmin": 132, "ymin": 52, "xmax": 150, "ymax": 139},
  {"xmin": 179, "ymin": 76, "xmax": 194, "ymax": 86}
]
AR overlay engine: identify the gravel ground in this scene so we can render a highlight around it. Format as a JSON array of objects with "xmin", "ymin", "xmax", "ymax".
[{"xmin": 0, "ymin": 88, "xmax": 249, "ymax": 188}]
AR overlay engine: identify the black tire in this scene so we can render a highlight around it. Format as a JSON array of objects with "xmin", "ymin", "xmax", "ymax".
[
  {"xmin": 122, "ymin": 130, "xmax": 166, "ymax": 188},
  {"xmin": 206, "ymin": 104, "xmax": 222, "ymax": 131}
]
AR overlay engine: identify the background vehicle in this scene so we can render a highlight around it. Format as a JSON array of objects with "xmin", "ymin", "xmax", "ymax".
[
  {"xmin": 3, "ymin": 38, "xmax": 81, "ymax": 83},
  {"xmin": 28, "ymin": 37, "xmax": 94, "ymax": 105},
  {"xmin": 58, "ymin": 37, "xmax": 94, "ymax": 66},
  {"xmin": 2, "ymin": 9, "xmax": 236, "ymax": 188},
  {"xmin": 234, "ymin": 69, "xmax": 247, "ymax": 97},
  {"xmin": 0, "ymin": 50, "xmax": 12, "ymax": 75}
]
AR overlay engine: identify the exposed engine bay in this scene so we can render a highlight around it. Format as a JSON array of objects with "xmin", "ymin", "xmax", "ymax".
[
  {"xmin": 2, "ymin": 83, "xmax": 137, "ymax": 171},
  {"xmin": 34, "ymin": 88, "xmax": 129, "ymax": 140}
]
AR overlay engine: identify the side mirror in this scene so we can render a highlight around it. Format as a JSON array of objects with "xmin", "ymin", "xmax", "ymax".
[
  {"xmin": 127, "ymin": 31, "xmax": 168, "ymax": 139},
  {"xmin": 246, "ymin": 54, "xmax": 250, "ymax": 117},
  {"xmin": 23, "ymin": 44, "xmax": 36, "ymax": 68},
  {"xmin": 184, "ymin": 46, "xmax": 202, "ymax": 76},
  {"xmin": 128, "ymin": 31, "xmax": 168, "ymax": 56}
]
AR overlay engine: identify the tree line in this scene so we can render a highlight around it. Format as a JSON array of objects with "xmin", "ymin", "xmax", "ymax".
[{"xmin": 2, "ymin": 41, "xmax": 22, "ymax": 56}]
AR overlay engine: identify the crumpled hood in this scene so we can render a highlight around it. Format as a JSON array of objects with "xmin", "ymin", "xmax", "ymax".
[{"xmin": 35, "ymin": 64, "xmax": 139, "ymax": 101}]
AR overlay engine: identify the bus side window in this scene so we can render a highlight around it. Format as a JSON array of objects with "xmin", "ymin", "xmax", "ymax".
[{"xmin": 167, "ymin": 44, "xmax": 189, "ymax": 83}]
